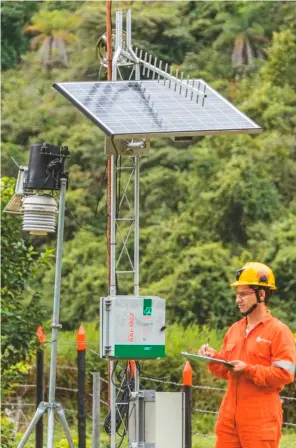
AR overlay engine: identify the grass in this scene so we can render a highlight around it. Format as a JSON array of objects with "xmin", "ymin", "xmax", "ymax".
[
  {"xmin": 192, "ymin": 432, "xmax": 296, "ymax": 448},
  {"xmin": 15, "ymin": 421, "xmax": 295, "ymax": 448}
]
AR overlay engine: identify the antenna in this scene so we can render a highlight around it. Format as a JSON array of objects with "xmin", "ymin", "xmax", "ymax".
[{"xmin": 97, "ymin": 10, "xmax": 207, "ymax": 106}]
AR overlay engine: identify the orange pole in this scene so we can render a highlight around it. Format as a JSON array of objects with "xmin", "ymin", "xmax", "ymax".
[
  {"xmin": 128, "ymin": 360, "xmax": 136, "ymax": 378},
  {"xmin": 77, "ymin": 325, "xmax": 87, "ymax": 351},
  {"xmin": 183, "ymin": 361, "xmax": 193, "ymax": 386},
  {"xmin": 106, "ymin": 0, "xmax": 113, "ymax": 430},
  {"xmin": 183, "ymin": 361, "xmax": 193, "ymax": 448},
  {"xmin": 106, "ymin": 0, "xmax": 112, "ymax": 83},
  {"xmin": 77, "ymin": 326, "xmax": 86, "ymax": 447},
  {"xmin": 36, "ymin": 325, "xmax": 45, "ymax": 346}
]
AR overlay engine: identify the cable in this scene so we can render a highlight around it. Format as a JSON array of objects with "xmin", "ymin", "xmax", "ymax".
[
  {"xmin": 64, "ymin": 161, "xmax": 108, "ymax": 232},
  {"xmin": 104, "ymin": 361, "xmax": 134, "ymax": 442},
  {"xmin": 138, "ymin": 361, "xmax": 180, "ymax": 382},
  {"xmin": 111, "ymin": 142, "xmax": 120, "ymax": 295},
  {"xmin": 135, "ymin": 361, "xmax": 141, "ymax": 375},
  {"xmin": 65, "ymin": 205, "xmax": 88, "ymax": 230},
  {"xmin": 91, "ymin": 161, "xmax": 108, "ymax": 227},
  {"xmin": 105, "ymin": 137, "xmax": 120, "ymax": 267}
]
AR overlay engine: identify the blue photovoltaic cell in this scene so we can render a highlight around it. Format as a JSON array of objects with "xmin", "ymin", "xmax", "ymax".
[{"xmin": 53, "ymin": 80, "xmax": 261, "ymax": 137}]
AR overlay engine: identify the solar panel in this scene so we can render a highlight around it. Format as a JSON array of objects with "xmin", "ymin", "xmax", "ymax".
[{"xmin": 53, "ymin": 80, "xmax": 261, "ymax": 138}]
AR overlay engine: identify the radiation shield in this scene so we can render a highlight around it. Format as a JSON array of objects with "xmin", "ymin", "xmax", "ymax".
[{"xmin": 100, "ymin": 295, "xmax": 166, "ymax": 359}]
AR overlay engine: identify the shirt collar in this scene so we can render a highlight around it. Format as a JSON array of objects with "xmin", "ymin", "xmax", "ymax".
[
  {"xmin": 260, "ymin": 309, "xmax": 273, "ymax": 323},
  {"xmin": 241, "ymin": 309, "xmax": 273, "ymax": 326}
]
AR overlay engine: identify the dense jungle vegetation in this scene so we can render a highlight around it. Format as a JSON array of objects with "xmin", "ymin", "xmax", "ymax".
[{"xmin": 1, "ymin": 1, "xmax": 296, "ymax": 444}]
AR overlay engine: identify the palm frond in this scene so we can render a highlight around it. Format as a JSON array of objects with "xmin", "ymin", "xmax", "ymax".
[
  {"xmin": 53, "ymin": 30, "xmax": 77, "ymax": 45},
  {"xmin": 24, "ymin": 24, "xmax": 44, "ymax": 35}
]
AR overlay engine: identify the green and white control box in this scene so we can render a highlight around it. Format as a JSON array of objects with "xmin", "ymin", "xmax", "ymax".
[{"xmin": 100, "ymin": 295, "xmax": 166, "ymax": 359}]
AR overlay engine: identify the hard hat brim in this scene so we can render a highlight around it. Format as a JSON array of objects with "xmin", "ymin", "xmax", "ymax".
[{"xmin": 230, "ymin": 281, "xmax": 276, "ymax": 290}]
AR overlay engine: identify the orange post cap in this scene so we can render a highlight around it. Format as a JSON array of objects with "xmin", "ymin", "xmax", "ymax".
[
  {"xmin": 183, "ymin": 361, "xmax": 193, "ymax": 386},
  {"xmin": 128, "ymin": 360, "xmax": 136, "ymax": 378},
  {"xmin": 77, "ymin": 325, "xmax": 86, "ymax": 351},
  {"xmin": 36, "ymin": 326, "xmax": 45, "ymax": 345}
]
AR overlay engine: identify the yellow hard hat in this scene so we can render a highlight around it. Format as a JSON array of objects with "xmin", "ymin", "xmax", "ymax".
[{"xmin": 230, "ymin": 262, "xmax": 276, "ymax": 290}]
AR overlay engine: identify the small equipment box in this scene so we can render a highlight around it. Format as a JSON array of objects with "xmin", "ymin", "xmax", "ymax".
[{"xmin": 100, "ymin": 295, "xmax": 166, "ymax": 359}]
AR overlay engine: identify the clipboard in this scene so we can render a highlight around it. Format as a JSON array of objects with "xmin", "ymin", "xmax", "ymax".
[{"xmin": 181, "ymin": 351, "xmax": 234, "ymax": 369}]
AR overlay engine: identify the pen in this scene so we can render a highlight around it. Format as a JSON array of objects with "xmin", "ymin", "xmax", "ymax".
[{"xmin": 206, "ymin": 337, "xmax": 210, "ymax": 355}]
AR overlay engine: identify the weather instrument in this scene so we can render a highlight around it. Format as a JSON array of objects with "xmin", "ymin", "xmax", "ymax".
[{"xmin": 4, "ymin": 143, "xmax": 69, "ymax": 235}]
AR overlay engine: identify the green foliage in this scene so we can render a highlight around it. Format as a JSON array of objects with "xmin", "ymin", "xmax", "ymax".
[
  {"xmin": 41, "ymin": 322, "xmax": 226, "ymax": 419},
  {"xmin": 2, "ymin": 2, "xmax": 296, "ymax": 413},
  {"xmin": 1, "ymin": 178, "xmax": 53, "ymax": 394},
  {"xmin": 24, "ymin": 8, "xmax": 81, "ymax": 71},
  {"xmin": 1, "ymin": 1, "xmax": 38, "ymax": 70},
  {"xmin": 261, "ymin": 29, "xmax": 296, "ymax": 87},
  {"xmin": 39, "ymin": 231, "xmax": 107, "ymax": 329},
  {"xmin": 40, "ymin": 321, "xmax": 296, "ymax": 440},
  {"xmin": 1, "ymin": 416, "xmax": 15, "ymax": 448}
]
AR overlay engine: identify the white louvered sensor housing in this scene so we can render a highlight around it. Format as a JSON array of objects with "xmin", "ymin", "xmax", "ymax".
[{"xmin": 22, "ymin": 195, "xmax": 58, "ymax": 235}]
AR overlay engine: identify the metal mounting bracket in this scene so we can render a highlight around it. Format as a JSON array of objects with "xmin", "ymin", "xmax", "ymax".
[{"xmin": 104, "ymin": 137, "xmax": 150, "ymax": 156}]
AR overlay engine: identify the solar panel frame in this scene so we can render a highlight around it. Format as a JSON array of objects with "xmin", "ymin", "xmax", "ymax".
[{"xmin": 53, "ymin": 80, "xmax": 262, "ymax": 139}]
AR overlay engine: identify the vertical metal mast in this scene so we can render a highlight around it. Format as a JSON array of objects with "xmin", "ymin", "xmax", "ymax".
[
  {"xmin": 108, "ymin": 9, "xmax": 142, "ymax": 447},
  {"xmin": 46, "ymin": 178, "xmax": 67, "ymax": 448},
  {"xmin": 106, "ymin": 2, "xmax": 114, "ymax": 448},
  {"xmin": 127, "ymin": 9, "xmax": 141, "ymax": 447},
  {"xmin": 17, "ymin": 178, "xmax": 74, "ymax": 448}
]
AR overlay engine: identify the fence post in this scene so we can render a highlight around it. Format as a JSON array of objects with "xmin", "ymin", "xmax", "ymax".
[
  {"xmin": 77, "ymin": 325, "xmax": 86, "ymax": 448},
  {"xmin": 36, "ymin": 326, "xmax": 45, "ymax": 448},
  {"xmin": 183, "ymin": 361, "xmax": 193, "ymax": 448},
  {"xmin": 92, "ymin": 373, "xmax": 101, "ymax": 448}
]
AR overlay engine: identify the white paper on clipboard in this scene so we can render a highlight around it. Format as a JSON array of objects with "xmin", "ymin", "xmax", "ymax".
[{"xmin": 181, "ymin": 351, "xmax": 234, "ymax": 368}]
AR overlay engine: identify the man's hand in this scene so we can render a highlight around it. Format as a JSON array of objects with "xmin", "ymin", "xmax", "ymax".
[
  {"xmin": 229, "ymin": 360, "xmax": 247, "ymax": 377},
  {"xmin": 198, "ymin": 344, "xmax": 217, "ymax": 358}
]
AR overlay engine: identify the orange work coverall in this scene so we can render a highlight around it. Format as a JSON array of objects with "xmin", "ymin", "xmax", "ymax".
[{"xmin": 208, "ymin": 311, "xmax": 295, "ymax": 448}]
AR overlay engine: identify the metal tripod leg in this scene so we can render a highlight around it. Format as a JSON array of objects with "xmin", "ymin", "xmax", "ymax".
[
  {"xmin": 47, "ymin": 406, "xmax": 55, "ymax": 448},
  {"xmin": 17, "ymin": 402, "xmax": 47, "ymax": 448},
  {"xmin": 56, "ymin": 403, "xmax": 75, "ymax": 448}
]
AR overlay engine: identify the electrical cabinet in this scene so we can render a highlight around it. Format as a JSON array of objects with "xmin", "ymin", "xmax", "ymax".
[
  {"xmin": 100, "ymin": 295, "xmax": 166, "ymax": 359},
  {"xmin": 128, "ymin": 391, "xmax": 185, "ymax": 448}
]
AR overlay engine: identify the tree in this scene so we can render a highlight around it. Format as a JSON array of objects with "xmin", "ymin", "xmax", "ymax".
[
  {"xmin": 261, "ymin": 29, "xmax": 296, "ymax": 88},
  {"xmin": 142, "ymin": 242, "xmax": 243, "ymax": 329},
  {"xmin": 1, "ymin": 178, "xmax": 53, "ymax": 394},
  {"xmin": 38, "ymin": 229, "xmax": 107, "ymax": 329},
  {"xmin": 1, "ymin": 1, "xmax": 38, "ymax": 70},
  {"xmin": 2, "ymin": 1, "xmax": 296, "ymax": 334},
  {"xmin": 24, "ymin": 9, "xmax": 80, "ymax": 70},
  {"xmin": 213, "ymin": 3, "xmax": 270, "ymax": 70}
]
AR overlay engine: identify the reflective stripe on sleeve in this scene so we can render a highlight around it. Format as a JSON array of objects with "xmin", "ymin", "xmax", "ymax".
[{"xmin": 272, "ymin": 360, "xmax": 295, "ymax": 373}]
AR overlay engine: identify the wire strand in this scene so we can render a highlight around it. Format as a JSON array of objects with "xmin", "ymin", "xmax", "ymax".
[{"xmin": 65, "ymin": 162, "xmax": 107, "ymax": 232}]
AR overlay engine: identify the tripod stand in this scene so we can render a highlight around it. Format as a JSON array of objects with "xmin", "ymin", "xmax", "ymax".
[{"xmin": 18, "ymin": 177, "xmax": 75, "ymax": 448}]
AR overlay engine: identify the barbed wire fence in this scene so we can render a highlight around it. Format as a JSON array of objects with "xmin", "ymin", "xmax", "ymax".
[{"xmin": 2, "ymin": 341, "xmax": 296, "ymax": 446}]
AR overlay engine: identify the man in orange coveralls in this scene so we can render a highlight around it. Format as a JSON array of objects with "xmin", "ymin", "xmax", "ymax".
[{"xmin": 199, "ymin": 262, "xmax": 295, "ymax": 448}]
